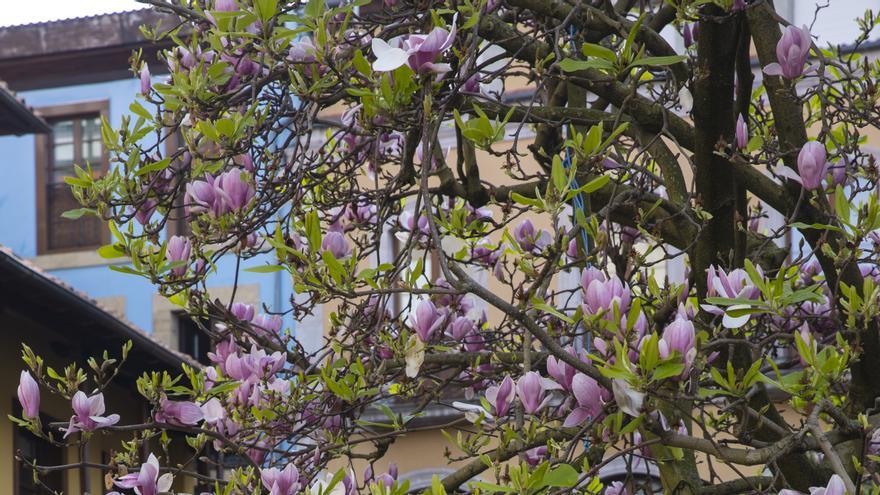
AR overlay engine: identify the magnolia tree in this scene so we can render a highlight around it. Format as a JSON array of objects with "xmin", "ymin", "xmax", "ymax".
[{"xmin": 13, "ymin": 0, "xmax": 880, "ymax": 493}]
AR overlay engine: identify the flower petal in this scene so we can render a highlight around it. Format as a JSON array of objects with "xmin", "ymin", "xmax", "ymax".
[
  {"xmin": 763, "ymin": 63, "xmax": 784, "ymax": 76},
  {"xmin": 722, "ymin": 304, "xmax": 752, "ymax": 329},
  {"xmin": 157, "ymin": 472, "xmax": 174, "ymax": 492},
  {"xmin": 771, "ymin": 163, "xmax": 804, "ymax": 185},
  {"xmin": 612, "ymin": 379, "xmax": 644, "ymax": 417},
  {"xmin": 371, "ymin": 38, "xmax": 408, "ymax": 72},
  {"xmin": 562, "ymin": 407, "xmax": 590, "ymax": 427},
  {"xmin": 404, "ymin": 335, "xmax": 425, "ymax": 378}
]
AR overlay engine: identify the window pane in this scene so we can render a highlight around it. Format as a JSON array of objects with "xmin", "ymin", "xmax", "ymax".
[
  {"xmin": 82, "ymin": 117, "xmax": 102, "ymax": 164},
  {"xmin": 52, "ymin": 120, "xmax": 73, "ymax": 144},
  {"xmin": 51, "ymin": 120, "xmax": 75, "ymax": 182}
]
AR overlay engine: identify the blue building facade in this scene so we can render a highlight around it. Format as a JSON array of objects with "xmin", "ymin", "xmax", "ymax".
[{"xmin": 0, "ymin": 10, "xmax": 315, "ymax": 356}]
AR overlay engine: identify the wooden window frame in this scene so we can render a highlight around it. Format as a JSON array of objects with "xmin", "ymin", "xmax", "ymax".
[{"xmin": 35, "ymin": 100, "xmax": 110, "ymax": 255}]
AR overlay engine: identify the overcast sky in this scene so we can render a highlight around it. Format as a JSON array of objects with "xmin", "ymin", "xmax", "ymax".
[{"xmin": 2, "ymin": 1, "xmax": 144, "ymax": 27}]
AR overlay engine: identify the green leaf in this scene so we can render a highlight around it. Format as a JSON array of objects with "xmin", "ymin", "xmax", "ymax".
[
  {"xmin": 322, "ymin": 251, "xmax": 346, "ymax": 285},
  {"xmin": 305, "ymin": 211, "xmax": 321, "ymax": 252},
  {"xmin": 108, "ymin": 265, "xmax": 141, "ymax": 276},
  {"xmin": 628, "ymin": 55, "xmax": 687, "ymax": 68},
  {"xmin": 581, "ymin": 42, "xmax": 617, "ymax": 61},
  {"xmin": 653, "ymin": 362, "xmax": 686, "ymax": 381},
  {"xmin": 789, "ymin": 222, "xmax": 844, "ymax": 233},
  {"xmin": 63, "ymin": 176, "xmax": 91, "ymax": 188},
  {"xmin": 551, "ymin": 156, "xmax": 568, "ymax": 193},
  {"xmin": 195, "ymin": 121, "xmax": 219, "ymax": 142},
  {"xmin": 304, "ymin": 0, "xmax": 325, "ymax": 19},
  {"xmin": 510, "ymin": 192, "xmax": 542, "ymax": 207},
  {"xmin": 558, "ymin": 58, "xmax": 615, "ymax": 73},
  {"xmin": 541, "ymin": 464, "xmax": 579, "ymax": 488},
  {"xmin": 129, "ymin": 101, "xmax": 153, "ymax": 121},
  {"xmin": 531, "ymin": 297, "xmax": 574, "ymax": 323},
  {"xmin": 578, "ymin": 174, "xmax": 610, "ymax": 194},
  {"xmin": 245, "ymin": 264, "xmax": 286, "ymax": 273},
  {"xmin": 834, "ymin": 184, "xmax": 850, "ymax": 225},
  {"xmin": 725, "ymin": 306, "xmax": 766, "ymax": 318},
  {"xmin": 746, "ymin": 134, "xmax": 764, "ymax": 152},
  {"xmin": 469, "ymin": 482, "xmax": 515, "ymax": 493},
  {"xmin": 60, "ymin": 208, "xmax": 91, "ymax": 220},
  {"xmin": 97, "ymin": 244, "xmax": 126, "ymax": 259},
  {"xmin": 254, "ymin": 0, "xmax": 278, "ymax": 22},
  {"xmin": 352, "ymin": 49, "xmax": 371, "ymax": 76},
  {"xmin": 215, "ymin": 118, "xmax": 235, "ymax": 138},
  {"xmin": 135, "ymin": 157, "xmax": 172, "ymax": 177},
  {"xmin": 431, "ymin": 474, "xmax": 447, "ymax": 495}
]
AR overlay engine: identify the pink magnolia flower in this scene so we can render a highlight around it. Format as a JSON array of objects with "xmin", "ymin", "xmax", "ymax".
[
  {"xmin": 580, "ymin": 267, "xmax": 606, "ymax": 293},
  {"xmin": 764, "ymin": 25, "xmax": 812, "ymax": 79},
  {"xmin": 797, "ymin": 141, "xmax": 829, "ymax": 191},
  {"xmin": 17, "ymin": 371, "xmax": 40, "ymax": 419},
  {"xmin": 449, "ymin": 316, "xmax": 475, "ymax": 341},
  {"xmin": 186, "ymin": 174, "xmax": 224, "ymax": 217},
  {"xmin": 566, "ymin": 238, "xmax": 579, "ymax": 259},
  {"xmin": 606, "ymin": 481, "xmax": 630, "ymax": 495},
  {"xmin": 154, "ymin": 398, "xmax": 204, "ymax": 426},
  {"xmin": 213, "ymin": 0, "xmax": 237, "ymax": 11},
  {"xmin": 165, "ymin": 235, "xmax": 190, "ymax": 276},
  {"xmin": 261, "ymin": 464, "xmax": 301, "ymax": 495},
  {"xmin": 200, "ymin": 398, "xmax": 226, "ymax": 425},
  {"xmin": 253, "ymin": 313, "xmax": 283, "ymax": 335},
  {"xmin": 225, "ymin": 345, "xmax": 285, "ymax": 382},
  {"xmin": 546, "ymin": 348, "xmax": 578, "ymax": 392},
  {"xmin": 701, "ymin": 265, "xmax": 761, "ymax": 328},
  {"xmin": 683, "ymin": 24, "xmax": 694, "ymax": 49},
  {"xmin": 371, "ymin": 15, "xmax": 458, "ymax": 74},
  {"xmin": 808, "ymin": 475, "xmax": 846, "ymax": 495},
  {"xmin": 365, "ymin": 464, "xmax": 398, "ymax": 489},
  {"xmin": 524, "ymin": 446, "xmax": 548, "ymax": 467},
  {"xmin": 796, "ymin": 323, "xmax": 816, "ymax": 366},
  {"xmin": 134, "ymin": 198, "xmax": 158, "ymax": 225},
  {"xmin": 660, "ymin": 316, "xmax": 696, "ymax": 359},
  {"xmin": 215, "ymin": 169, "xmax": 255, "ymax": 212},
  {"xmin": 583, "ymin": 276, "xmax": 631, "ymax": 316},
  {"xmin": 231, "ymin": 302, "xmax": 255, "ymax": 321},
  {"xmin": 114, "ymin": 453, "xmax": 173, "ymax": 495},
  {"xmin": 63, "ymin": 391, "xmax": 119, "ymax": 437},
  {"xmin": 706, "ymin": 265, "xmax": 760, "ymax": 301},
  {"xmin": 774, "ymin": 141, "xmax": 830, "ymax": 191},
  {"xmin": 513, "ymin": 219, "xmax": 552, "ymax": 254},
  {"xmin": 485, "ymin": 375, "xmax": 515, "ymax": 417},
  {"xmin": 397, "ymin": 210, "xmax": 430, "ymax": 239},
  {"xmin": 563, "ymin": 373, "xmax": 606, "ymax": 427},
  {"xmin": 208, "ymin": 337, "xmax": 239, "ymax": 371},
  {"xmin": 516, "ymin": 371, "xmax": 561, "ymax": 414},
  {"xmin": 735, "ymin": 114, "xmax": 748, "ymax": 149},
  {"xmin": 139, "ymin": 64, "xmax": 151, "ymax": 95},
  {"xmin": 409, "ymin": 299, "xmax": 446, "ymax": 342},
  {"xmin": 321, "ymin": 231, "xmax": 352, "ymax": 259}
]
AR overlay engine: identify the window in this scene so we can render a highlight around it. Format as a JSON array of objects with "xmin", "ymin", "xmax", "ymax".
[
  {"xmin": 175, "ymin": 311, "xmax": 212, "ymax": 364},
  {"xmin": 35, "ymin": 101, "xmax": 109, "ymax": 254},
  {"xmin": 13, "ymin": 404, "xmax": 63, "ymax": 495}
]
